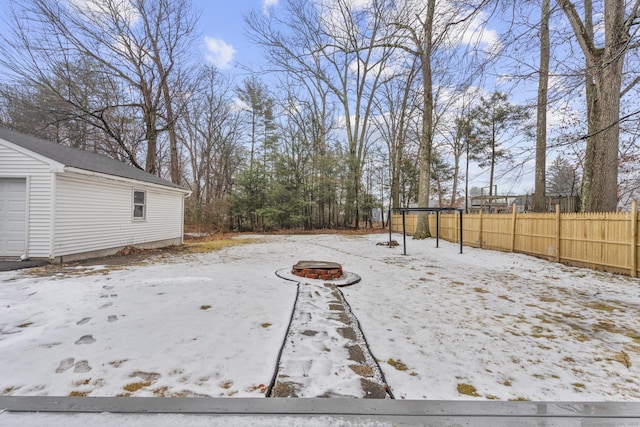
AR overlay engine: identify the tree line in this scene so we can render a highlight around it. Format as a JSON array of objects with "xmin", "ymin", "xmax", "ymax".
[{"xmin": 1, "ymin": 0, "xmax": 639, "ymax": 234}]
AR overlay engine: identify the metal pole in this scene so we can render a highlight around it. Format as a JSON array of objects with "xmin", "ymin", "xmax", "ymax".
[
  {"xmin": 465, "ymin": 140, "xmax": 469, "ymax": 214},
  {"xmin": 388, "ymin": 209, "xmax": 392, "ymax": 246},
  {"xmin": 436, "ymin": 210, "xmax": 440, "ymax": 248},
  {"xmin": 459, "ymin": 209, "xmax": 464, "ymax": 254},
  {"xmin": 402, "ymin": 210, "xmax": 407, "ymax": 255}
]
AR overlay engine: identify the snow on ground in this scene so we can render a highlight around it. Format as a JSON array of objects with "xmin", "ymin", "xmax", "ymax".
[
  {"xmin": 1, "ymin": 232, "xmax": 640, "ymax": 401},
  {"xmin": 0, "ymin": 240, "xmax": 295, "ymax": 398}
]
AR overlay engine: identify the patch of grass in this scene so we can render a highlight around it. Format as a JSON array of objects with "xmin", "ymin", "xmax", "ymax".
[
  {"xmin": 563, "ymin": 356, "xmax": 575, "ymax": 363},
  {"xmin": 559, "ymin": 311, "xmax": 583, "ymax": 319},
  {"xmin": 69, "ymin": 391, "xmax": 89, "ymax": 397},
  {"xmin": 575, "ymin": 333, "xmax": 591, "ymax": 342},
  {"xmin": 539, "ymin": 296, "xmax": 558, "ymax": 303},
  {"xmin": 509, "ymin": 397, "xmax": 530, "ymax": 401},
  {"xmin": 531, "ymin": 325, "xmax": 557, "ymax": 339},
  {"xmin": 498, "ymin": 295, "xmax": 514, "ymax": 302},
  {"xmin": 387, "ymin": 359, "xmax": 409, "ymax": 371},
  {"xmin": 153, "ymin": 386, "xmax": 169, "ymax": 397},
  {"xmin": 626, "ymin": 333, "xmax": 640, "ymax": 343},
  {"xmin": 123, "ymin": 381, "xmax": 151, "ymax": 392},
  {"xmin": 485, "ymin": 395, "xmax": 500, "ymax": 400},
  {"xmin": 200, "ymin": 305, "xmax": 211, "ymax": 310},
  {"xmin": 261, "ymin": 323, "xmax": 272, "ymax": 328},
  {"xmin": 610, "ymin": 351, "xmax": 632, "ymax": 369},
  {"xmin": 246, "ymin": 384, "xmax": 269, "ymax": 393},
  {"xmin": 586, "ymin": 302, "xmax": 618, "ymax": 312},
  {"xmin": 594, "ymin": 320, "xmax": 619, "ymax": 334},
  {"xmin": 219, "ymin": 380, "xmax": 233, "ymax": 389},
  {"xmin": 2, "ymin": 387, "xmax": 19, "ymax": 395},
  {"xmin": 457, "ymin": 383, "xmax": 480, "ymax": 397},
  {"xmin": 187, "ymin": 238, "xmax": 259, "ymax": 253},
  {"xmin": 502, "ymin": 380, "xmax": 512, "ymax": 387},
  {"xmin": 573, "ymin": 383, "xmax": 586, "ymax": 392},
  {"xmin": 17, "ymin": 322, "xmax": 33, "ymax": 328},
  {"xmin": 473, "ymin": 287, "xmax": 489, "ymax": 293}
]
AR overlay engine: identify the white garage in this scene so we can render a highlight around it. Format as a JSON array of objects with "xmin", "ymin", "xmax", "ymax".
[{"xmin": 0, "ymin": 128, "xmax": 190, "ymax": 262}]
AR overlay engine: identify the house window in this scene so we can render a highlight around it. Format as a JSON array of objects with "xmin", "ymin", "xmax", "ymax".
[{"xmin": 133, "ymin": 190, "xmax": 146, "ymax": 220}]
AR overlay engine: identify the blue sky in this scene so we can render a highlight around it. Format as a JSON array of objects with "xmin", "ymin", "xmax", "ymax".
[{"xmin": 193, "ymin": 0, "xmax": 275, "ymax": 74}]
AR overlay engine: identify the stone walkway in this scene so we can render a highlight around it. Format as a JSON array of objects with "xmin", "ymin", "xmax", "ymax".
[{"xmin": 269, "ymin": 281, "xmax": 391, "ymax": 399}]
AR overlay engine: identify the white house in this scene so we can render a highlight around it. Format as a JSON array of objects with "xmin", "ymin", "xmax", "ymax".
[{"xmin": 0, "ymin": 128, "xmax": 190, "ymax": 262}]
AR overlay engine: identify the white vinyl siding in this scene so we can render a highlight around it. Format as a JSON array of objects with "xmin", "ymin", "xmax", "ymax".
[
  {"xmin": 53, "ymin": 173, "xmax": 183, "ymax": 257},
  {"xmin": 0, "ymin": 143, "xmax": 53, "ymax": 258}
]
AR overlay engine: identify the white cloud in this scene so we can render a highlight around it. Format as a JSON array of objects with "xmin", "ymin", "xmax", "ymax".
[
  {"xmin": 204, "ymin": 36, "xmax": 236, "ymax": 69},
  {"xmin": 262, "ymin": 0, "xmax": 279, "ymax": 15},
  {"xmin": 232, "ymin": 96, "xmax": 250, "ymax": 112},
  {"xmin": 67, "ymin": 0, "xmax": 140, "ymax": 26}
]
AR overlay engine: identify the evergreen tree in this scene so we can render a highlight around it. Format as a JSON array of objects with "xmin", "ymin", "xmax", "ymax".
[
  {"xmin": 471, "ymin": 92, "xmax": 530, "ymax": 196},
  {"xmin": 547, "ymin": 156, "xmax": 580, "ymax": 197}
]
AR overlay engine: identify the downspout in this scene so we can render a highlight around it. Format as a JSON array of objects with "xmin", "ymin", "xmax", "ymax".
[
  {"xmin": 49, "ymin": 173, "xmax": 57, "ymax": 261},
  {"xmin": 181, "ymin": 193, "xmax": 190, "ymax": 244},
  {"xmin": 22, "ymin": 176, "xmax": 31, "ymax": 260}
]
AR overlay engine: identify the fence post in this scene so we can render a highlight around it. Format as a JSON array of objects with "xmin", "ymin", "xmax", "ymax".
[
  {"xmin": 478, "ymin": 209, "xmax": 483, "ymax": 248},
  {"xmin": 632, "ymin": 200, "xmax": 638, "ymax": 278},
  {"xmin": 510, "ymin": 203, "xmax": 517, "ymax": 252},
  {"xmin": 555, "ymin": 204, "xmax": 561, "ymax": 262}
]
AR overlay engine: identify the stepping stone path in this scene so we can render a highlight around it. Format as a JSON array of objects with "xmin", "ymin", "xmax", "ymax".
[{"xmin": 270, "ymin": 281, "xmax": 391, "ymax": 399}]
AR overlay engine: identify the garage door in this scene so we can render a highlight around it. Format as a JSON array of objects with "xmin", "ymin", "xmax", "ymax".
[{"xmin": 0, "ymin": 178, "xmax": 26, "ymax": 256}]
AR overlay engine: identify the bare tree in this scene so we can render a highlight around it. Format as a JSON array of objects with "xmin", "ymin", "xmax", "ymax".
[
  {"xmin": 371, "ymin": 56, "xmax": 421, "ymax": 210},
  {"xmin": 0, "ymin": 0, "xmax": 197, "ymax": 181},
  {"xmin": 279, "ymin": 77, "xmax": 339, "ymax": 228},
  {"xmin": 387, "ymin": 0, "xmax": 492, "ymax": 238},
  {"xmin": 245, "ymin": 0, "xmax": 395, "ymax": 227},
  {"xmin": 180, "ymin": 66, "xmax": 243, "ymax": 230},
  {"xmin": 557, "ymin": 0, "xmax": 640, "ymax": 211}
]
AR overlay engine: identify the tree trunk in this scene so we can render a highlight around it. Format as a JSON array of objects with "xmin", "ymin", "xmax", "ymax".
[
  {"xmin": 559, "ymin": 0, "xmax": 631, "ymax": 212},
  {"xmin": 414, "ymin": 0, "xmax": 435, "ymax": 240},
  {"xmin": 532, "ymin": 0, "xmax": 550, "ymax": 212}
]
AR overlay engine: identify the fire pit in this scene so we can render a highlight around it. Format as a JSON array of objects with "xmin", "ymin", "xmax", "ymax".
[
  {"xmin": 276, "ymin": 261, "xmax": 360, "ymax": 286},
  {"xmin": 292, "ymin": 261, "xmax": 343, "ymax": 280}
]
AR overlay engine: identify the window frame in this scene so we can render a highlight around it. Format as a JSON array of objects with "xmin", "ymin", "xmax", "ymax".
[{"xmin": 132, "ymin": 189, "xmax": 146, "ymax": 221}]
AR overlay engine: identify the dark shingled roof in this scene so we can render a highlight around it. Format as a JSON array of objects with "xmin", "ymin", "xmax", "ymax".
[{"xmin": 0, "ymin": 128, "xmax": 184, "ymax": 190}]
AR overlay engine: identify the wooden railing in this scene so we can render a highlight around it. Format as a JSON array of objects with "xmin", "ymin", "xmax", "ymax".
[{"xmin": 391, "ymin": 201, "xmax": 639, "ymax": 278}]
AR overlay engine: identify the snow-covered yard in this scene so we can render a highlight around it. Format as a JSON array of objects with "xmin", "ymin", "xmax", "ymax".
[{"xmin": 2, "ymin": 232, "xmax": 640, "ymax": 401}]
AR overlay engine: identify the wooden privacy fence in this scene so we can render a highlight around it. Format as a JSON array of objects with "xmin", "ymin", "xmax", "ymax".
[{"xmin": 390, "ymin": 201, "xmax": 640, "ymax": 278}]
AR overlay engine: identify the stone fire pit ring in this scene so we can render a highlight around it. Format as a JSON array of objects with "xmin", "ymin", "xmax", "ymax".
[{"xmin": 276, "ymin": 260, "xmax": 361, "ymax": 287}]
